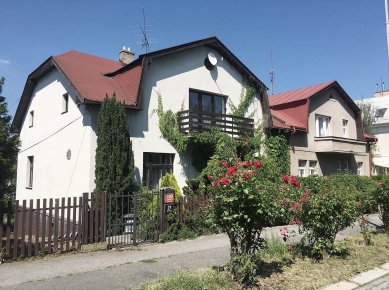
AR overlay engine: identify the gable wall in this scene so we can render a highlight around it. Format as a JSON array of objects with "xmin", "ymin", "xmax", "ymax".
[
  {"xmin": 127, "ymin": 46, "xmax": 264, "ymax": 188},
  {"xmin": 16, "ymin": 69, "xmax": 95, "ymax": 201}
]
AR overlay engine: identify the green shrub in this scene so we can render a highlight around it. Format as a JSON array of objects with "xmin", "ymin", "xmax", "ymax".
[
  {"xmin": 374, "ymin": 176, "xmax": 389, "ymax": 228},
  {"xmin": 160, "ymin": 173, "xmax": 183, "ymax": 201},
  {"xmin": 286, "ymin": 174, "xmax": 368, "ymax": 258},
  {"xmin": 226, "ymin": 253, "xmax": 259, "ymax": 286}
]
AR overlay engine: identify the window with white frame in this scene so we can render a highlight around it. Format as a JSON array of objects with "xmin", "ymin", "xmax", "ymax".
[
  {"xmin": 29, "ymin": 110, "xmax": 34, "ymax": 127},
  {"xmin": 298, "ymin": 160, "xmax": 307, "ymax": 177},
  {"xmin": 309, "ymin": 160, "xmax": 317, "ymax": 176},
  {"xmin": 315, "ymin": 115, "xmax": 330, "ymax": 137},
  {"xmin": 26, "ymin": 156, "xmax": 34, "ymax": 189},
  {"xmin": 342, "ymin": 119, "xmax": 348, "ymax": 138},
  {"xmin": 357, "ymin": 162, "xmax": 363, "ymax": 176},
  {"xmin": 336, "ymin": 161, "xmax": 342, "ymax": 173},
  {"xmin": 62, "ymin": 93, "xmax": 69, "ymax": 114},
  {"xmin": 343, "ymin": 161, "xmax": 349, "ymax": 173}
]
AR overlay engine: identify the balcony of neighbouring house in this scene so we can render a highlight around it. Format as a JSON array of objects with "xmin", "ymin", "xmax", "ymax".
[
  {"xmin": 314, "ymin": 136, "xmax": 367, "ymax": 154},
  {"xmin": 177, "ymin": 110, "xmax": 254, "ymax": 137}
]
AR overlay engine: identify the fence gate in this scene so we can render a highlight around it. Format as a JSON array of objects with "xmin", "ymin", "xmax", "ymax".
[{"xmin": 106, "ymin": 190, "xmax": 161, "ymax": 248}]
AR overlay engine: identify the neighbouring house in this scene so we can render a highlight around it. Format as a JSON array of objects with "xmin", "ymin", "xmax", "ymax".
[
  {"xmin": 269, "ymin": 81, "xmax": 374, "ymax": 177},
  {"xmin": 358, "ymin": 90, "xmax": 389, "ymax": 175},
  {"xmin": 12, "ymin": 37, "xmax": 270, "ymax": 200}
]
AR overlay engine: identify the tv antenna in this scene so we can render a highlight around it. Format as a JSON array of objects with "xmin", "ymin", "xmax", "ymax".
[
  {"xmin": 269, "ymin": 47, "xmax": 275, "ymax": 95},
  {"xmin": 140, "ymin": 8, "xmax": 150, "ymax": 52}
]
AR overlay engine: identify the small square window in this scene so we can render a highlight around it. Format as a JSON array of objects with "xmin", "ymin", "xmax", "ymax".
[
  {"xmin": 336, "ymin": 161, "xmax": 342, "ymax": 173},
  {"xmin": 29, "ymin": 110, "xmax": 34, "ymax": 127},
  {"xmin": 342, "ymin": 119, "xmax": 348, "ymax": 138},
  {"xmin": 375, "ymin": 108, "xmax": 387, "ymax": 118},
  {"xmin": 26, "ymin": 156, "xmax": 34, "ymax": 189},
  {"xmin": 309, "ymin": 160, "xmax": 317, "ymax": 176},
  {"xmin": 298, "ymin": 160, "xmax": 307, "ymax": 177},
  {"xmin": 315, "ymin": 115, "xmax": 330, "ymax": 137},
  {"xmin": 357, "ymin": 162, "xmax": 363, "ymax": 176},
  {"xmin": 62, "ymin": 93, "xmax": 69, "ymax": 114}
]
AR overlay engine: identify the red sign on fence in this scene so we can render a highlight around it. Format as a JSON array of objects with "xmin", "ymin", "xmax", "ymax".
[{"xmin": 164, "ymin": 193, "xmax": 174, "ymax": 204}]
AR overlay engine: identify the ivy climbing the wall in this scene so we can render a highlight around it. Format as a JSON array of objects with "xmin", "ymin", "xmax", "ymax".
[{"xmin": 265, "ymin": 134, "xmax": 290, "ymax": 175}]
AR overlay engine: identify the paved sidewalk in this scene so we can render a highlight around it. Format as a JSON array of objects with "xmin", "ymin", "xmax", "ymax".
[
  {"xmin": 0, "ymin": 214, "xmax": 383, "ymax": 290},
  {"xmin": 322, "ymin": 263, "xmax": 389, "ymax": 290}
]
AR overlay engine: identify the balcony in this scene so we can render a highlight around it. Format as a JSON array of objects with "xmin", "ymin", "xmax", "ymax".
[
  {"xmin": 314, "ymin": 136, "xmax": 367, "ymax": 154},
  {"xmin": 177, "ymin": 110, "xmax": 254, "ymax": 137}
]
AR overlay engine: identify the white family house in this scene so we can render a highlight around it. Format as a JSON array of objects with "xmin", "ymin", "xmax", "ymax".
[
  {"xmin": 358, "ymin": 90, "xmax": 389, "ymax": 175},
  {"xmin": 12, "ymin": 37, "xmax": 270, "ymax": 200}
]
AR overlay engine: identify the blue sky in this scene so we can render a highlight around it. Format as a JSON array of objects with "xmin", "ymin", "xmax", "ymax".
[{"xmin": 1, "ymin": 0, "xmax": 388, "ymax": 116}]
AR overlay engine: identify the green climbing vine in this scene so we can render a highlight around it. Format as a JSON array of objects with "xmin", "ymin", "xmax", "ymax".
[
  {"xmin": 228, "ymin": 80, "xmax": 257, "ymax": 118},
  {"xmin": 265, "ymin": 133, "xmax": 290, "ymax": 175},
  {"xmin": 155, "ymin": 81, "xmax": 266, "ymax": 173}
]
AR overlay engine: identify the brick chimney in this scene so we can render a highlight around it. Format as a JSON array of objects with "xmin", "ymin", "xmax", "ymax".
[{"xmin": 119, "ymin": 46, "xmax": 135, "ymax": 65}]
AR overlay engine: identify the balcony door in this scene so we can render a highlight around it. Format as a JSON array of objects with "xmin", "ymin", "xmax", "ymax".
[{"xmin": 189, "ymin": 90, "xmax": 226, "ymax": 129}]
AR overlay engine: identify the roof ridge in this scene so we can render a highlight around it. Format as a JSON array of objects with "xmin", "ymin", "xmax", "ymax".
[
  {"xmin": 54, "ymin": 50, "xmax": 120, "ymax": 64},
  {"xmin": 270, "ymin": 80, "xmax": 336, "ymax": 98}
]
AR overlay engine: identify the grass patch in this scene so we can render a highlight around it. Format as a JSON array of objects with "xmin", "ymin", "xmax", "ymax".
[
  {"xmin": 139, "ymin": 269, "xmax": 237, "ymax": 290},
  {"xmin": 140, "ymin": 232, "xmax": 389, "ymax": 290}
]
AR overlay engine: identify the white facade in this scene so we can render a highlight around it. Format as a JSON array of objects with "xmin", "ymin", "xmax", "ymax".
[
  {"xmin": 358, "ymin": 91, "xmax": 389, "ymax": 175},
  {"xmin": 15, "ymin": 45, "xmax": 264, "ymax": 199}
]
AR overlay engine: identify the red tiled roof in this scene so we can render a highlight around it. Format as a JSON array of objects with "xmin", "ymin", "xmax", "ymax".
[
  {"xmin": 269, "ymin": 81, "xmax": 337, "ymax": 131},
  {"xmin": 269, "ymin": 81, "xmax": 336, "ymax": 107},
  {"xmin": 53, "ymin": 50, "xmax": 141, "ymax": 106}
]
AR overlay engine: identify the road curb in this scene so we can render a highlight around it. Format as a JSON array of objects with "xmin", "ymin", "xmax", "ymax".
[{"xmin": 321, "ymin": 262, "xmax": 389, "ymax": 290}]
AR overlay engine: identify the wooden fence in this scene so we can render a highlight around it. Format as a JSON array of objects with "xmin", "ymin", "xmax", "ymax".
[
  {"xmin": 0, "ymin": 192, "xmax": 106, "ymax": 261},
  {"xmin": 177, "ymin": 194, "xmax": 211, "ymax": 224}
]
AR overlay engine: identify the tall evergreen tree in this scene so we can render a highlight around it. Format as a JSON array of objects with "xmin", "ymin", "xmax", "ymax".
[
  {"xmin": 95, "ymin": 94, "xmax": 134, "ymax": 195},
  {"xmin": 0, "ymin": 77, "xmax": 19, "ymax": 200}
]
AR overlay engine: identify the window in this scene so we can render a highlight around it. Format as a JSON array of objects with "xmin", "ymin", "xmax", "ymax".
[
  {"xmin": 298, "ymin": 160, "xmax": 307, "ymax": 177},
  {"xmin": 29, "ymin": 110, "xmax": 34, "ymax": 127},
  {"xmin": 375, "ymin": 108, "xmax": 387, "ymax": 118},
  {"xmin": 336, "ymin": 161, "xmax": 342, "ymax": 173},
  {"xmin": 315, "ymin": 115, "xmax": 330, "ymax": 137},
  {"xmin": 343, "ymin": 161, "xmax": 349, "ymax": 173},
  {"xmin": 309, "ymin": 160, "xmax": 317, "ymax": 176},
  {"xmin": 62, "ymin": 93, "xmax": 69, "ymax": 114},
  {"xmin": 357, "ymin": 162, "xmax": 363, "ymax": 176},
  {"xmin": 342, "ymin": 119, "xmax": 348, "ymax": 138},
  {"xmin": 189, "ymin": 89, "xmax": 226, "ymax": 114},
  {"xmin": 143, "ymin": 153, "xmax": 174, "ymax": 189},
  {"xmin": 26, "ymin": 156, "xmax": 34, "ymax": 189}
]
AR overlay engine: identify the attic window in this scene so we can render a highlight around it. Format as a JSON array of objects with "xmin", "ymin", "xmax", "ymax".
[
  {"xmin": 62, "ymin": 93, "xmax": 69, "ymax": 114},
  {"xmin": 29, "ymin": 110, "xmax": 34, "ymax": 127},
  {"xmin": 375, "ymin": 108, "xmax": 387, "ymax": 118}
]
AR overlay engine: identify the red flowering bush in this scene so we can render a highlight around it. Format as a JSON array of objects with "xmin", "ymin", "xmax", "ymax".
[
  {"xmin": 374, "ymin": 176, "xmax": 389, "ymax": 228},
  {"xmin": 286, "ymin": 174, "xmax": 364, "ymax": 258},
  {"xmin": 208, "ymin": 159, "xmax": 286, "ymax": 258}
]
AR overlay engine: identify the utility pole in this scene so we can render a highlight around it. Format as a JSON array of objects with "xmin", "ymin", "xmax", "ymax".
[{"xmin": 385, "ymin": 0, "xmax": 389, "ymax": 66}]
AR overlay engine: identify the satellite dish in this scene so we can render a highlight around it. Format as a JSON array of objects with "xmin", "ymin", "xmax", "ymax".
[{"xmin": 204, "ymin": 52, "xmax": 218, "ymax": 70}]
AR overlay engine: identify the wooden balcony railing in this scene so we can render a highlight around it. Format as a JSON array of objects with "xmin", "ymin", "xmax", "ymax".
[{"xmin": 177, "ymin": 110, "xmax": 254, "ymax": 137}]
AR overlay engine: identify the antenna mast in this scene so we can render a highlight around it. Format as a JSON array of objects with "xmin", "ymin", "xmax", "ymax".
[
  {"xmin": 385, "ymin": 0, "xmax": 389, "ymax": 67},
  {"xmin": 140, "ymin": 8, "xmax": 150, "ymax": 52},
  {"xmin": 269, "ymin": 47, "xmax": 275, "ymax": 95}
]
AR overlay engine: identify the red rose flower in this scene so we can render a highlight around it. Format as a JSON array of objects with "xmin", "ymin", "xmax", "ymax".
[{"xmin": 243, "ymin": 172, "xmax": 250, "ymax": 179}]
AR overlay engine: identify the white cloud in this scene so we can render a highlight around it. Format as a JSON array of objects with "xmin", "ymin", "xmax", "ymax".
[{"xmin": 0, "ymin": 59, "xmax": 10, "ymax": 65}]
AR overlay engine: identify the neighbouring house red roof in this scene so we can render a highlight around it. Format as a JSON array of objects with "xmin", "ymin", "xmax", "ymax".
[
  {"xmin": 364, "ymin": 133, "xmax": 377, "ymax": 142},
  {"xmin": 269, "ymin": 81, "xmax": 353, "ymax": 132},
  {"xmin": 269, "ymin": 81, "xmax": 335, "ymax": 107},
  {"xmin": 54, "ymin": 51, "xmax": 142, "ymax": 106}
]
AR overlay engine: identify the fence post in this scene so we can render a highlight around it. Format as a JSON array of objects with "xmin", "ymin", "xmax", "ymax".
[
  {"xmin": 132, "ymin": 191, "xmax": 138, "ymax": 245},
  {"xmin": 82, "ymin": 192, "xmax": 89, "ymax": 245}
]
